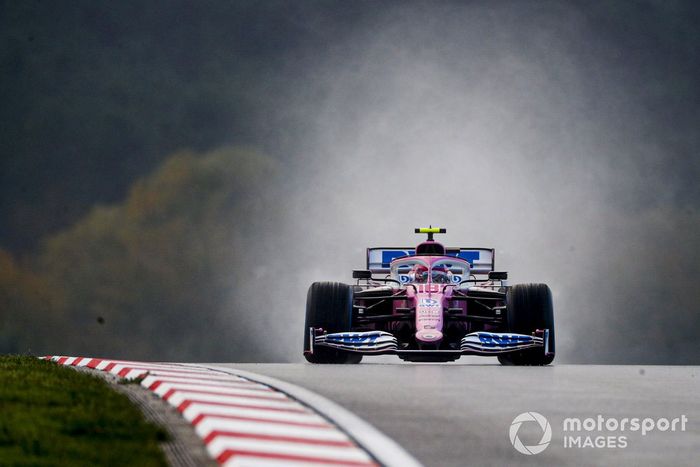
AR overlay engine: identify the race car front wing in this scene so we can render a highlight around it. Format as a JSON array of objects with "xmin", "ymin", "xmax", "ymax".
[{"xmin": 309, "ymin": 328, "xmax": 551, "ymax": 356}]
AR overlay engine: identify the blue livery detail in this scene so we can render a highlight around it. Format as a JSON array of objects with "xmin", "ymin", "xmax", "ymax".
[
  {"xmin": 381, "ymin": 250, "xmax": 414, "ymax": 267},
  {"xmin": 381, "ymin": 249, "xmax": 481, "ymax": 268},
  {"xmin": 453, "ymin": 251, "xmax": 480, "ymax": 264},
  {"xmin": 326, "ymin": 332, "xmax": 380, "ymax": 344},
  {"xmin": 477, "ymin": 332, "xmax": 532, "ymax": 347}
]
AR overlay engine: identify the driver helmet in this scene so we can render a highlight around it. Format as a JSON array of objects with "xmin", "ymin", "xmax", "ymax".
[
  {"xmin": 413, "ymin": 265, "xmax": 429, "ymax": 283},
  {"xmin": 432, "ymin": 265, "xmax": 449, "ymax": 283}
]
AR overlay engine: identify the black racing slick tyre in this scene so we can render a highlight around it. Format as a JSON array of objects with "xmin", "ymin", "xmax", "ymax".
[
  {"xmin": 498, "ymin": 283, "xmax": 555, "ymax": 366},
  {"xmin": 303, "ymin": 282, "xmax": 362, "ymax": 364}
]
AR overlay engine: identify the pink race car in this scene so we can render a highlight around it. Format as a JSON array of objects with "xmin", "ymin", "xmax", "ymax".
[{"xmin": 303, "ymin": 228, "xmax": 555, "ymax": 365}]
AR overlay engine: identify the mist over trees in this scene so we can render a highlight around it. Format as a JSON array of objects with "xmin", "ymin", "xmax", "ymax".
[
  {"xmin": 0, "ymin": 147, "xmax": 281, "ymax": 360},
  {"xmin": 1, "ymin": 0, "xmax": 366, "ymax": 359},
  {"xmin": 0, "ymin": 0, "xmax": 368, "ymax": 251}
]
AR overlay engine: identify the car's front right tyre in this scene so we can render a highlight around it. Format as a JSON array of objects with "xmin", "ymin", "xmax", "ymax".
[{"xmin": 303, "ymin": 281, "xmax": 362, "ymax": 364}]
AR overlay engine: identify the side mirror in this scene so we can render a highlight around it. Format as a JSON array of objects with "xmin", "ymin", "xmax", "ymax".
[
  {"xmin": 488, "ymin": 271, "xmax": 508, "ymax": 280},
  {"xmin": 352, "ymin": 269, "xmax": 372, "ymax": 280}
]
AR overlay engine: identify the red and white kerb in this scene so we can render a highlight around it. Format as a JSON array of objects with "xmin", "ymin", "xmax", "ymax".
[{"xmin": 44, "ymin": 356, "xmax": 378, "ymax": 467}]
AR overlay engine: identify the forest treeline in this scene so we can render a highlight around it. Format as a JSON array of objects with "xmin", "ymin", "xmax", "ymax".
[{"xmin": 0, "ymin": 146, "xmax": 281, "ymax": 360}]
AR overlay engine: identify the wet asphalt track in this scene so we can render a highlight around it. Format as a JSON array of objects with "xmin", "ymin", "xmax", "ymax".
[{"xmin": 216, "ymin": 360, "xmax": 699, "ymax": 467}]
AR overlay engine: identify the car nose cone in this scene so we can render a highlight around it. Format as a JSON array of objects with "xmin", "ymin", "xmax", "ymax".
[{"xmin": 415, "ymin": 329, "xmax": 443, "ymax": 343}]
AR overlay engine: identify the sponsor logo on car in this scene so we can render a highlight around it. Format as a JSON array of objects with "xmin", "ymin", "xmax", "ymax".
[
  {"xmin": 419, "ymin": 298, "xmax": 440, "ymax": 308},
  {"xmin": 478, "ymin": 332, "xmax": 532, "ymax": 347},
  {"xmin": 327, "ymin": 333, "xmax": 380, "ymax": 344},
  {"xmin": 380, "ymin": 249, "xmax": 481, "ymax": 267}
]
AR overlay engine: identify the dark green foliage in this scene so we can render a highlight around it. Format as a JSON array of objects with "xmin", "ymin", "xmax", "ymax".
[
  {"xmin": 0, "ymin": 355, "xmax": 168, "ymax": 466},
  {"xmin": 118, "ymin": 374, "xmax": 148, "ymax": 385},
  {"xmin": 0, "ymin": 146, "xmax": 280, "ymax": 361}
]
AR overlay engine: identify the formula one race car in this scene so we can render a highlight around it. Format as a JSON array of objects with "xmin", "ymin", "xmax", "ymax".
[{"xmin": 303, "ymin": 228, "xmax": 555, "ymax": 365}]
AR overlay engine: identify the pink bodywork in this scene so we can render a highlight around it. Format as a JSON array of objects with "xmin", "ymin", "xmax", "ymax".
[{"xmin": 399, "ymin": 255, "xmax": 466, "ymax": 346}]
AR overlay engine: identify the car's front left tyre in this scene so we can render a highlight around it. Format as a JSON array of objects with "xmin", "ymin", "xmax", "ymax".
[
  {"xmin": 498, "ymin": 283, "xmax": 555, "ymax": 366},
  {"xmin": 303, "ymin": 281, "xmax": 363, "ymax": 364}
]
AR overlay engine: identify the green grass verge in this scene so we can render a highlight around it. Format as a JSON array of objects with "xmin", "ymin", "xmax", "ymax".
[{"xmin": 0, "ymin": 356, "xmax": 168, "ymax": 466}]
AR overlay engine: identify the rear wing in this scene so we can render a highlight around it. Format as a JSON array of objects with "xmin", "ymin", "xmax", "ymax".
[{"xmin": 366, "ymin": 247, "xmax": 495, "ymax": 275}]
